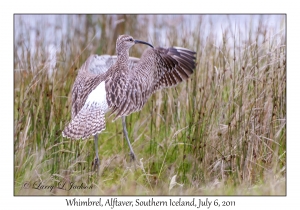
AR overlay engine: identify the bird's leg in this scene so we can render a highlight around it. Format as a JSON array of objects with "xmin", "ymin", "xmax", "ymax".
[
  {"xmin": 93, "ymin": 134, "xmax": 100, "ymax": 171},
  {"xmin": 122, "ymin": 116, "xmax": 136, "ymax": 161}
]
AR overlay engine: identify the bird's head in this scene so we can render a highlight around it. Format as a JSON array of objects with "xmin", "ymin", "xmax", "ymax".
[{"xmin": 116, "ymin": 34, "xmax": 153, "ymax": 55}]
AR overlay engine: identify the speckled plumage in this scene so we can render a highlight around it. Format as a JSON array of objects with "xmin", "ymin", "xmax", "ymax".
[{"xmin": 62, "ymin": 35, "xmax": 196, "ymax": 142}]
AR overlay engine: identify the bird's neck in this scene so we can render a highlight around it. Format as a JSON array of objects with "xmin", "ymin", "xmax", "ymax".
[{"xmin": 117, "ymin": 50, "xmax": 130, "ymax": 72}]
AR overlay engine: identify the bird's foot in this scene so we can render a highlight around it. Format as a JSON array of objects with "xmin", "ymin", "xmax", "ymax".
[
  {"xmin": 129, "ymin": 152, "xmax": 136, "ymax": 162},
  {"xmin": 93, "ymin": 157, "xmax": 100, "ymax": 172}
]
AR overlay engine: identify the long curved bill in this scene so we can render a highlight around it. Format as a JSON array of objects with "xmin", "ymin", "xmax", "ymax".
[{"xmin": 134, "ymin": 39, "xmax": 154, "ymax": 48}]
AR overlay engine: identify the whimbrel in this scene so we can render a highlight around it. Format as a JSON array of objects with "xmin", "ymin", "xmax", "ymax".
[{"xmin": 62, "ymin": 35, "xmax": 196, "ymax": 169}]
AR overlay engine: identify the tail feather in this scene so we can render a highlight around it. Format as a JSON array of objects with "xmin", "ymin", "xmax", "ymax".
[{"xmin": 62, "ymin": 105, "xmax": 106, "ymax": 139}]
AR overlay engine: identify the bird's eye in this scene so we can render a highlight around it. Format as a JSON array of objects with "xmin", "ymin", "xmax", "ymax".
[{"xmin": 129, "ymin": 38, "xmax": 133, "ymax": 41}]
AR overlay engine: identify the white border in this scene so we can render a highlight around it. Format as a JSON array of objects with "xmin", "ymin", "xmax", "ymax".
[{"xmin": 3, "ymin": 0, "xmax": 298, "ymax": 209}]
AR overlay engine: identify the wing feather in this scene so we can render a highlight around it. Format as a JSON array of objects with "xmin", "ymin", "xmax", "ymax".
[{"xmin": 108, "ymin": 47, "xmax": 196, "ymax": 119}]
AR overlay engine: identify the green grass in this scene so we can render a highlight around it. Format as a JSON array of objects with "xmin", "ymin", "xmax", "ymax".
[{"xmin": 14, "ymin": 14, "xmax": 286, "ymax": 195}]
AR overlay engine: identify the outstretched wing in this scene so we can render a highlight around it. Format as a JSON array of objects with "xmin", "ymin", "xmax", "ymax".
[
  {"xmin": 150, "ymin": 47, "xmax": 196, "ymax": 91},
  {"xmin": 87, "ymin": 55, "xmax": 140, "ymax": 76},
  {"xmin": 109, "ymin": 46, "xmax": 196, "ymax": 119}
]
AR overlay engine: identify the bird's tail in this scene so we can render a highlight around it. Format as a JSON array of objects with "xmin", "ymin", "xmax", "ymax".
[{"xmin": 62, "ymin": 106, "xmax": 106, "ymax": 139}]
